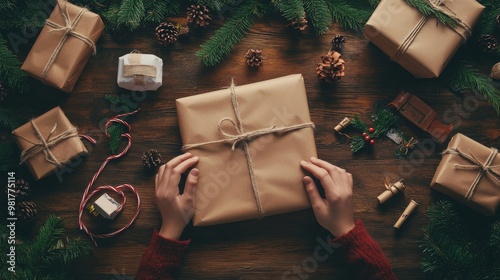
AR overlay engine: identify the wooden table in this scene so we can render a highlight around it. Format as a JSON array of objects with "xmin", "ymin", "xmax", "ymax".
[{"xmin": 13, "ymin": 17, "xmax": 500, "ymax": 279}]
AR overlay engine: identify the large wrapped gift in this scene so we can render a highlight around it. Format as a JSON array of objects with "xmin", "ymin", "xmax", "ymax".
[
  {"xmin": 21, "ymin": 0, "xmax": 104, "ymax": 93},
  {"xmin": 117, "ymin": 52, "xmax": 163, "ymax": 91},
  {"xmin": 364, "ymin": 0, "xmax": 483, "ymax": 78},
  {"xmin": 176, "ymin": 74, "xmax": 317, "ymax": 226},
  {"xmin": 430, "ymin": 134, "xmax": 500, "ymax": 215},
  {"xmin": 12, "ymin": 107, "xmax": 88, "ymax": 180}
]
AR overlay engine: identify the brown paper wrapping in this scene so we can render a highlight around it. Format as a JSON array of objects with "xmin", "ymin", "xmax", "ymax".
[
  {"xmin": 21, "ymin": 0, "xmax": 104, "ymax": 93},
  {"xmin": 364, "ymin": 0, "xmax": 483, "ymax": 78},
  {"xmin": 430, "ymin": 133, "xmax": 500, "ymax": 215},
  {"xmin": 176, "ymin": 74, "xmax": 317, "ymax": 226},
  {"xmin": 12, "ymin": 107, "xmax": 88, "ymax": 180}
]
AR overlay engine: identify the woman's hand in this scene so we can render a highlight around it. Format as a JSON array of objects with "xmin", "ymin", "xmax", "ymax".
[
  {"xmin": 155, "ymin": 153, "xmax": 199, "ymax": 240},
  {"xmin": 301, "ymin": 157, "xmax": 355, "ymax": 237}
]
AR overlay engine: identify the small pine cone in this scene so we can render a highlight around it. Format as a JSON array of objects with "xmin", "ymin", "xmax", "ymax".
[
  {"xmin": 16, "ymin": 201, "xmax": 37, "ymax": 226},
  {"xmin": 187, "ymin": 5, "xmax": 212, "ymax": 28},
  {"xmin": 331, "ymin": 35, "xmax": 345, "ymax": 52},
  {"xmin": 0, "ymin": 82, "xmax": 7, "ymax": 102},
  {"xmin": 244, "ymin": 49, "xmax": 263, "ymax": 67},
  {"xmin": 177, "ymin": 24, "xmax": 190, "ymax": 39},
  {"xmin": 5, "ymin": 179, "xmax": 31, "ymax": 200},
  {"xmin": 142, "ymin": 149, "xmax": 162, "ymax": 169},
  {"xmin": 477, "ymin": 34, "xmax": 497, "ymax": 54},
  {"xmin": 155, "ymin": 22, "xmax": 178, "ymax": 45},
  {"xmin": 288, "ymin": 16, "xmax": 308, "ymax": 32},
  {"xmin": 316, "ymin": 51, "xmax": 345, "ymax": 83}
]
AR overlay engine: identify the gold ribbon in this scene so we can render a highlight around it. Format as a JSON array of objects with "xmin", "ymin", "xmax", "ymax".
[
  {"xmin": 123, "ymin": 53, "xmax": 157, "ymax": 86},
  {"xmin": 182, "ymin": 79, "xmax": 315, "ymax": 217},
  {"xmin": 442, "ymin": 147, "xmax": 500, "ymax": 201},
  {"xmin": 392, "ymin": 0, "xmax": 472, "ymax": 62},
  {"xmin": 41, "ymin": 1, "xmax": 97, "ymax": 80},
  {"xmin": 399, "ymin": 137, "xmax": 418, "ymax": 155},
  {"xmin": 18, "ymin": 120, "xmax": 79, "ymax": 167}
]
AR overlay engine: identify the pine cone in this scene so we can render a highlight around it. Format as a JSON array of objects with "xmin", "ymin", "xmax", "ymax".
[
  {"xmin": 477, "ymin": 34, "xmax": 497, "ymax": 54},
  {"xmin": 244, "ymin": 49, "xmax": 263, "ymax": 67},
  {"xmin": 0, "ymin": 82, "xmax": 7, "ymax": 102},
  {"xmin": 142, "ymin": 149, "xmax": 162, "ymax": 169},
  {"xmin": 331, "ymin": 35, "xmax": 345, "ymax": 52},
  {"xmin": 316, "ymin": 51, "xmax": 345, "ymax": 83},
  {"xmin": 177, "ymin": 24, "xmax": 190, "ymax": 39},
  {"xmin": 5, "ymin": 179, "xmax": 31, "ymax": 200},
  {"xmin": 155, "ymin": 22, "xmax": 178, "ymax": 45},
  {"xmin": 288, "ymin": 16, "xmax": 308, "ymax": 32},
  {"xmin": 16, "ymin": 201, "xmax": 37, "ymax": 226},
  {"xmin": 186, "ymin": 5, "xmax": 212, "ymax": 28}
]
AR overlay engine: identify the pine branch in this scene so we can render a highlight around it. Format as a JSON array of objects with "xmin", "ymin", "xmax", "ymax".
[
  {"xmin": 0, "ymin": 36, "xmax": 28, "ymax": 93},
  {"xmin": 196, "ymin": 0, "xmax": 239, "ymax": 11},
  {"xmin": 0, "ymin": 106, "xmax": 25, "ymax": 130},
  {"xmin": 196, "ymin": 0, "xmax": 263, "ymax": 67},
  {"xmin": 144, "ymin": 0, "xmax": 181, "ymax": 23},
  {"xmin": 105, "ymin": 94, "xmax": 135, "ymax": 154},
  {"xmin": 350, "ymin": 115, "xmax": 367, "ymax": 131},
  {"xmin": 116, "ymin": 0, "xmax": 145, "ymax": 30},
  {"xmin": 405, "ymin": 0, "xmax": 457, "ymax": 27},
  {"xmin": 107, "ymin": 122, "xmax": 126, "ymax": 154},
  {"xmin": 441, "ymin": 61, "xmax": 500, "ymax": 116},
  {"xmin": 271, "ymin": 0, "xmax": 305, "ymax": 21},
  {"xmin": 349, "ymin": 109, "xmax": 398, "ymax": 152},
  {"xmin": 326, "ymin": 0, "xmax": 371, "ymax": 32},
  {"xmin": 303, "ymin": 0, "xmax": 332, "ymax": 35}
]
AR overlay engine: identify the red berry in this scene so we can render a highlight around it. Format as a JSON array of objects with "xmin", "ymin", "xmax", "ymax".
[
  {"xmin": 369, "ymin": 127, "xmax": 375, "ymax": 133},
  {"xmin": 370, "ymin": 139, "xmax": 375, "ymax": 145},
  {"xmin": 362, "ymin": 132, "xmax": 367, "ymax": 137},
  {"xmin": 364, "ymin": 136, "xmax": 371, "ymax": 141}
]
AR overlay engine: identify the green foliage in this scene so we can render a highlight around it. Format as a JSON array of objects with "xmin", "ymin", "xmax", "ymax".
[
  {"xmin": 326, "ymin": 0, "xmax": 371, "ymax": 32},
  {"xmin": 272, "ymin": 0, "xmax": 305, "ymax": 21},
  {"xmin": 405, "ymin": 0, "xmax": 457, "ymax": 27},
  {"xmin": 349, "ymin": 109, "xmax": 398, "ymax": 153},
  {"xmin": 441, "ymin": 61, "xmax": 500, "ymax": 116},
  {"xmin": 144, "ymin": 0, "xmax": 181, "ymax": 23},
  {"xmin": 0, "ymin": 106, "xmax": 25, "ymax": 130},
  {"xmin": 303, "ymin": 0, "xmax": 331, "ymax": 35},
  {"xmin": 0, "ymin": 215, "xmax": 92, "ymax": 280},
  {"xmin": 196, "ymin": 0, "xmax": 264, "ymax": 67},
  {"xmin": 0, "ymin": 36, "xmax": 28, "ymax": 93},
  {"xmin": 105, "ymin": 94, "xmax": 137, "ymax": 154},
  {"xmin": 0, "ymin": 142, "xmax": 19, "ymax": 171},
  {"xmin": 421, "ymin": 200, "xmax": 500, "ymax": 279}
]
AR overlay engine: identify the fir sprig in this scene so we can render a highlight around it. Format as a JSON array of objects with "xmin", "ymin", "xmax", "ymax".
[
  {"xmin": 196, "ymin": 0, "xmax": 264, "ymax": 67},
  {"xmin": 272, "ymin": 0, "xmax": 305, "ymax": 21},
  {"xmin": 441, "ymin": 61, "xmax": 500, "ymax": 116},
  {"xmin": 105, "ymin": 94, "xmax": 137, "ymax": 154},
  {"xmin": 405, "ymin": 0, "xmax": 457, "ymax": 27},
  {"xmin": 0, "ymin": 106, "xmax": 25, "ymax": 130},
  {"xmin": 0, "ymin": 36, "xmax": 28, "ymax": 93},
  {"xmin": 303, "ymin": 0, "xmax": 332, "ymax": 35},
  {"xmin": 116, "ymin": 0, "xmax": 145, "ymax": 31},
  {"xmin": 420, "ymin": 201, "xmax": 500, "ymax": 279},
  {"xmin": 326, "ymin": 0, "xmax": 371, "ymax": 32},
  {"xmin": 349, "ymin": 108, "xmax": 398, "ymax": 152}
]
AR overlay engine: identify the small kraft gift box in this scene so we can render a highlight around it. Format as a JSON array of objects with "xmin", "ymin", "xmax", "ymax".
[
  {"xmin": 430, "ymin": 133, "xmax": 500, "ymax": 215},
  {"xmin": 117, "ymin": 51, "xmax": 163, "ymax": 91},
  {"xmin": 364, "ymin": 0, "xmax": 484, "ymax": 78},
  {"xmin": 21, "ymin": 0, "xmax": 104, "ymax": 93},
  {"xmin": 176, "ymin": 74, "xmax": 317, "ymax": 226},
  {"xmin": 12, "ymin": 107, "xmax": 88, "ymax": 180}
]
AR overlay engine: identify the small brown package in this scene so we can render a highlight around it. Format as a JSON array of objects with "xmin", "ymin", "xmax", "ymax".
[
  {"xmin": 364, "ymin": 0, "xmax": 483, "ymax": 78},
  {"xmin": 12, "ymin": 107, "xmax": 88, "ymax": 180},
  {"xmin": 430, "ymin": 134, "xmax": 500, "ymax": 215},
  {"xmin": 176, "ymin": 74, "xmax": 317, "ymax": 226},
  {"xmin": 21, "ymin": 0, "xmax": 104, "ymax": 93}
]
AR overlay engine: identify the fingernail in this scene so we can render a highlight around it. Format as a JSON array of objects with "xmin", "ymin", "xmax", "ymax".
[
  {"xmin": 303, "ymin": 177, "xmax": 312, "ymax": 185},
  {"xmin": 300, "ymin": 160, "xmax": 306, "ymax": 165},
  {"xmin": 191, "ymin": 168, "xmax": 199, "ymax": 177},
  {"xmin": 311, "ymin": 157, "xmax": 317, "ymax": 161}
]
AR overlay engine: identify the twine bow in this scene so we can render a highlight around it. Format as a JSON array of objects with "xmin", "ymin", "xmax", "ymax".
[
  {"xmin": 41, "ymin": 1, "xmax": 96, "ymax": 80},
  {"xmin": 392, "ymin": 0, "xmax": 472, "ymax": 62},
  {"xmin": 18, "ymin": 120, "xmax": 79, "ymax": 167},
  {"xmin": 399, "ymin": 137, "xmax": 418, "ymax": 155},
  {"xmin": 182, "ymin": 79, "xmax": 315, "ymax": 217},
  {"xmin": 442, "ymin": 147, "xmax": 500, "ymax": 200},
  {"xmin": 384, "ymin": 178, "xmax": 405, "ymax": 194}
]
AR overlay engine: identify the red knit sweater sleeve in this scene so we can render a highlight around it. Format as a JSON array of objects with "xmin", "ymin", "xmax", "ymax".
[
  {"xmin": 135, "ymin": 231, "xmax": 190, "ymax": 280},
  {"xmin": 333, "ymin": 219, "xmax": 397, "ymax": 280}
]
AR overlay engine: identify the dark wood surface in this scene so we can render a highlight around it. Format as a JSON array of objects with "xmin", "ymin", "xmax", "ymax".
[{"xmin": 8, "ymin": 16, "xmax": 500, "ymax": 279}]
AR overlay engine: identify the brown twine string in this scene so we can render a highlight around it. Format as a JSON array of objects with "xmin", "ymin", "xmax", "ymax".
[
  {"xmin": 399, "ymin": 137, "xmax": 418, "ymax": 155},
  {"xmin": 18, "ymin": 120, "xmax": 79, "ymax": 167},
  {"xmin": 182, "ymin": 79, "xmax": 315, "ymax": 217},
  {"xmin": 392, "ymin": 0, "xmax": 472, "ymax": 62},
  {"xmin": 442, "ymin": 147, "xmax": 500, "ymax": 200},
  {"xmin": 41, "ymin": 1, "xmax": 96, "ymax": 80}
]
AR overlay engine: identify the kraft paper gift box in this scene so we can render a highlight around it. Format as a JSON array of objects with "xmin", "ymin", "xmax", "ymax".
[
  {"xmin": 430, "ymin": 133, "xmax": 500, "ymax": 216},
  {"xmin": 12, "ymin": 107, "xmax": 88, "ymax": 180},
  {"xmin": 117, "ymin": 53, "xmax": 163, "ymax": 91},
  {"xmin": 176, "ymin": 74, "xmax": 317, "ymax": 226},
  {"xmin": 21, "ymin": 0, "xmax": 104, "ymax": 93},
  {"xmin": 364, "ymin": 0, "xmax": 484, "ymax": 78}
]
